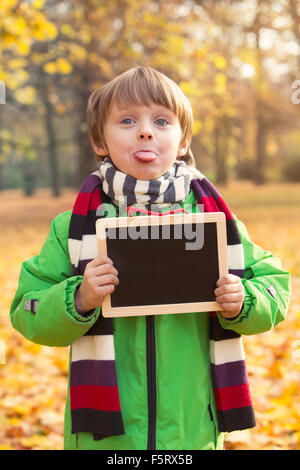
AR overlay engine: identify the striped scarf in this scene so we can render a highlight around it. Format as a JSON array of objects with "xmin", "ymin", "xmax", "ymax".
[
  {"xmin": 98, "ymin": 157, "xmax": 194, "ymax": 210},
  {"xmin": 68, "ymin": 161, "xmax": 256, "ymax": 441}
]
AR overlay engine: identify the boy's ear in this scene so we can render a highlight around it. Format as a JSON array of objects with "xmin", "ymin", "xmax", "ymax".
[
  {"xmin": 91, "ymin": 141, "xmax": 108, "ymax": 156},
  {"xmin": 177, "ymin": 139, "xmax": 190, "ymax": 157}
]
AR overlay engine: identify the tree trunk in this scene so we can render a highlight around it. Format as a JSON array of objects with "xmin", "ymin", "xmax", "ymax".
[
  {"xmin": 214, "ymin": 125, "xmax": 228, "ymax": 185},
  {"xmin": 39, "ymin": 71, "xmax": 60, "ymax": 197},
  {"xmin": 22, "ymin": 160, "xmax": 36, "ymax": 196},
  {"xmin": 0, "ymin": 163, "xmax": 3, "ymax": 191},
  {"xmin": 254, "ymin": 106, "xmax": 267, "ymax": 185},
  {"xmin": 74, "ymin": 1, "xmax": 101, "ymax": 187},
  {"xmin": 253, "ymin": 22, "xmax": 267, "ymax": 185},
  {"xmin": 76, "ymin": 85, "xmax": 96, "ymax": 187}
]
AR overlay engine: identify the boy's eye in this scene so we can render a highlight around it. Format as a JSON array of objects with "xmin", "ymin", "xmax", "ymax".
[
  {"xmin": 121, "ymin": 118, "xmax": 135, "ymax": 125},
  {"xmin": 155, "ymin": 118, "xmax": 168, "ymax": 127}
]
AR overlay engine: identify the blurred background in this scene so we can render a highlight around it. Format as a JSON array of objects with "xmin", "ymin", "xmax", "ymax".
[
  {"xmin": 0, "ymin": 0, "xmax": 300, "ymax": 191},
  {"xmin": 0, "ymin": 0, "xmax": 300, "ymax": 450}
]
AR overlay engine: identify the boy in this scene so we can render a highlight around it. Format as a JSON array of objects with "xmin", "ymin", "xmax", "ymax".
[{"xmin": 10, "ymin": 66, "xmax": 291, "ymax": 450}]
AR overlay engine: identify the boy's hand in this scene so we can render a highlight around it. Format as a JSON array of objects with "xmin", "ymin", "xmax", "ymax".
[
  {"xmin": 214, "ymin": 274, "xmax": 244, "ymax": 319},
  {"xmin": 74, "ymin": 254, "xmax": 119, "ymax": 314}
]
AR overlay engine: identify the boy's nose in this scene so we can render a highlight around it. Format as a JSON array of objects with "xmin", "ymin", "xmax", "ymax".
[{"xmin": 138, "ymin": 132, "xmax": 153, "ymax": 141}]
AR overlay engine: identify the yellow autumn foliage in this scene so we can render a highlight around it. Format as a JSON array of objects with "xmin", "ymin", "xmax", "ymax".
[
  {"xmin": 0, "ymin": 0, "xmax": 57, "ymax": 93},
  {"xmin": 14, "ymin": 86, "xmax": 36, "ymax": 105},
  {"xmin": 43, "ymin": 58, "xmax": 72, "ymax": 75},
  {"xmin": 0, "ymin": 182, "xmax": 299, "ymax": 450}
]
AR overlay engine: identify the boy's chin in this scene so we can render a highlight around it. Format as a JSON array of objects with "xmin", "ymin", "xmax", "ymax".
[
  {"xmin": 129, "ymin": 170, "xmax": 164, "ymax": 181},
  {"xmin": 128, "ymin": 164, "xmax": 174, "ymax": 181}
]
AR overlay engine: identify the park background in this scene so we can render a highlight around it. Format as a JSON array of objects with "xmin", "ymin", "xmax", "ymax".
[{"xmin": 0, "ymin": 0, "xmax": 300, "ymax": 450}]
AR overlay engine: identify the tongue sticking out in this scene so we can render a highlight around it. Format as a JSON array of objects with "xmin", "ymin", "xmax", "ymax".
[{"xmin": 134, "ymin": 151, "xmax": 157, "ymax": 162}]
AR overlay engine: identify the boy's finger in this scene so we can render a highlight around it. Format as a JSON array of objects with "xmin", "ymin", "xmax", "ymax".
[
  {"xmin": 216, "ymin": 274, "xmax": 240, "ymax": 287},
  {"xmin": 215, "ymin": 292, "xmax": 243, "ymax": 304},
  {"xmin": 218, "ymin": 304, "xmax": 241, "ymax": 317},
  {"xmin": 95, "ymin": 274, "xmax": 119, "ymax": 287},
  {"xmin": 93, "ymin": 263, "xmax": 118, "ymax": 277},
  {"xmin": 89, "ymin": 254, "xmax": 113, "ymax": 267},
  {"xmin": 214, "ymin": 282, "xmax": 242, "ymax": 296}
]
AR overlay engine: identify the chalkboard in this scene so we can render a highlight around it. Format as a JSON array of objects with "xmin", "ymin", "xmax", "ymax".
[{"xmin": 96, "ymin": 212, "xmax": 228, "ymax": 317}]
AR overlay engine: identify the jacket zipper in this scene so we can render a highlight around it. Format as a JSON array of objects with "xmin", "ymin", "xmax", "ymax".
[{"xmin": 146, "ymin": 315, "xmax": 156, "ymax": 450}]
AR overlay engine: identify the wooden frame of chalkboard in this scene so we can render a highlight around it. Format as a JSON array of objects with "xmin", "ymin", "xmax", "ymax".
[{"xmin": 96, "ymin": 212, "xmax": 228, "ymax": 318}]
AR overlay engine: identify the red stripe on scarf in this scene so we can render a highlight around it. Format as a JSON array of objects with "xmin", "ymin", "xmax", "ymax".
[
  {"xmin": 214, "ymin": 383, "xmax": 252, "ymax": 411},
  {"xmin": 198, "ymin": 195, "xmax": 220, "ymax": 212},
  {"xmin": 71, "ymin": 384, "xmax": 121, "ymax": 411},
  {"xmin": 216, "ymin": 197, "xmax": 233, "ymax": 220},
  {"xmin": 73, "ymin": 193, "xmax": 91, "ymax": 216},
  {"xmin": 73, "ymin": 191, "xmax": 102, "ymax": 216},
  {"xmin": 90, "ymin": 190, "xmax": 102, "ymax": 211}
]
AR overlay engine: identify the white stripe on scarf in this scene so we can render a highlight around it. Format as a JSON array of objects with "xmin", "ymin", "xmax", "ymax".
[{"xmin": 72, "ymin": 335, "xmax": 115, "ymax": 361}]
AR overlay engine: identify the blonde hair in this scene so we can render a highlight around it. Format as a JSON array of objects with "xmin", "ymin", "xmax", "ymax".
[{"xmin": 87, "ymin": 66, "xmax": 195, "ymax": 165}]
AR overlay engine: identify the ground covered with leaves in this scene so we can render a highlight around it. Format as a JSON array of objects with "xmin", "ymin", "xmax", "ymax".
[{"xmin": 0, "ymin": 182, "xmax": 299, "ymax": 450}]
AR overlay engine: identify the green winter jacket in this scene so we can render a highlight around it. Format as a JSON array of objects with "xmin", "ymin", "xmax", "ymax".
[{"xmin": 10, "ymin": 190, "xmax": 291, "ymax": 450}]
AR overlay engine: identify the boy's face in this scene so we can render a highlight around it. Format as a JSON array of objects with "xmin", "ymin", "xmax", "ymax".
[{"xmin": 94, "ymin": 101, "xmax": 189, "ymax": 180}]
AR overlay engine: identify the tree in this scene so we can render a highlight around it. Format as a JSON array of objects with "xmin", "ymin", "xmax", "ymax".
[{"xmin": 0, "ymin": 0, "xmax": 57, "ymax": 195}]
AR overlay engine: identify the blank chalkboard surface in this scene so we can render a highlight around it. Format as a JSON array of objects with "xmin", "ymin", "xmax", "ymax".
[{"xmin": 96, "ymin": 212, "xmax": 228, "ymax": 318}]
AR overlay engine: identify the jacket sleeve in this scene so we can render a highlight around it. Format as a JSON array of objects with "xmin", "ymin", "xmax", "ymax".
[
  {"xmin": 217, "ymin": 218, "xmax": 291, "ymax": 335},
  {"xmin": 10, "ymin": 211, "xmax": 101, "ymax": 347}
]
